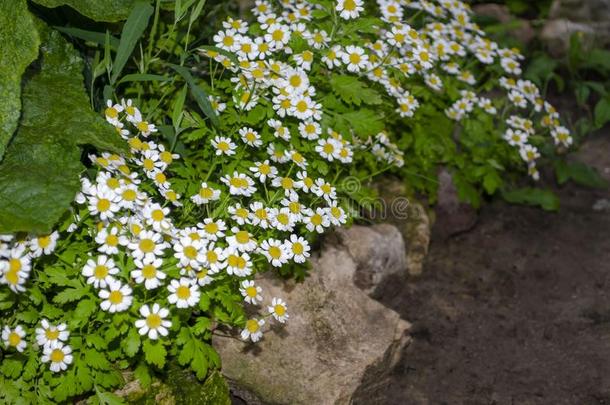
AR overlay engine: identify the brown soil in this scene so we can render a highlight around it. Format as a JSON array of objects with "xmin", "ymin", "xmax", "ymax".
[{"xmin": 370, "ymin": 133, "xmax": 610, "ymax": 404}]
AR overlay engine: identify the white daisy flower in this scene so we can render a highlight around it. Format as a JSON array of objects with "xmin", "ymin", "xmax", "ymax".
[
  {"xmin": 202, "ymin": 242, "xmax": 227, "ymax": 273},
  {"xmin": 212, "ymin": 136, "xmax": 237, "ymax": 156},
  {"xmin": 132, "ymin": 257, "xmax": 166, "ymax": 290},
  {"xmin": 268, "ymin": 297, "xmax": 289, "ymax": 323},
  {"xmin": 260, "ymin": 238, "xmax": 289, "ymax": 267},
  {"xmin": 226, "ymin": 228, "xmax": 257, "ymax": 252},
  {"xmin": 2, "ymin": 325, "xmax": 27, "ymax": 352},
  {"xmin": 29, "ymin": 231, "xmax": 59, "ymax": 258},
  {"xmin": 284, "ymin": 234, "xmax": 310, "ymax": 263},
  {"xmin": 42, "ymin": 343, "xmax": 73, "ymax": 373},
  {"xmin": 82, "ymin": 255, "xmax": 118, "ymax": 289},
  {"xmin": 174, "ymin": 237, "xmax": 206, "ymax": 269},
  {"xmin": 99, "ymin": 279, "xmax": 133, "ymax": 313},
  {"xmin": 135, "ymin": 304, "xmax": 172, "ymax": 340},
  {"xmin": 35, "ymin": 319, "xmax": 69, "ymax": 349},
  {"xmin": 198, "ymin": 218, "xmax": 226, "ymax": 240},
  {"xmin": 225, "ymin": 248, "xmax": 253, "ymax": 277},
  {"xmin": 241, "ymin": 318, "xmax": 265, "ymax": 342},
  {"xmin": 239, "ymin": 280, "xmax": 263, "ymax": 305},
  {"xmin": 336, "ymin": 0, "xmax": 364, "ymax": 19},
  {"xmin": 128, "ymin": 230, "xmax": 168, "ymax": 261},
  {"xmin": 167, "ymin": 278, "xmax": 200, "ymax": 308},
  {"xmin": 250, "ymin": 160, "xmax": 278, "ymax": 183},
  {"xmin": 304, "ymin": 207, "xmax": 330, "ymax": 233},
  {"xmin": 341, "ymin": 45, "xmax": 369, "ymax": 72},
  {"xmin": 191, "ymin": 182, "xmax": 221, "ymax": 205},
  {"xmin": 95, "ymin": 226, "xmax": 127, "ymax": 255}
]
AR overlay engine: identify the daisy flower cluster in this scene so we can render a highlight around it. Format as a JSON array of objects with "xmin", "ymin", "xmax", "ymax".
[
  {"xmin": 207, "ymin": 0, "xmax": 569, "ymax": 184},
  {"xmin": 0, "ymin": 234, "xmax": 73, "ymax": 373}
]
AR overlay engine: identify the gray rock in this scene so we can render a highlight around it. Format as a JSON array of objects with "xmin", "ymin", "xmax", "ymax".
[
  {"xmin": 370, "ymin": 177, "xmax": 431, "ymax": 276},
  {"xmin": 433, "ymin": 168, "xmax": 478, "ymax": 240},
  {"xmin": 213, "ymin": 244, "xmax": 411, "ymax": 405},
  {"xmin": 336, "ymin": 224, "xmax": 406, "ymax": 297},
  {"xmin": 473, "ymin": 3, "xmax": 535, "ymax": 45},
  {"xmin": 542, "ymin": 0, "xmax": 610, "ymax": 55}
]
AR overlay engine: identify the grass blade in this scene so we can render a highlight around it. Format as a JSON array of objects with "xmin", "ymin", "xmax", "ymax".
[
  {"xmin": 169, "ymin": 64, "xmax": 219, "ymax": 128},
  {"xmin": 110, "ymin": 1, "xmax": 154, "ymax": 84}
]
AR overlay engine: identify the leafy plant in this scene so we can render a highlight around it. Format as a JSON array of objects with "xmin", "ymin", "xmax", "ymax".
[{"xmin": 0, "ymin": 0, "xmax": 574, "ymax": 402}]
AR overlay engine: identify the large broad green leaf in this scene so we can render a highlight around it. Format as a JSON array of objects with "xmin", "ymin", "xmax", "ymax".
[
  {"xmin": 0, "ymin": 22, "xmax": 127, "ymax": 234},
  {"xmin": 31, "ymin": 0, "xmax": 136, "ymax": 22},
  {"xmin": 330, "ymin": 74, "xmax": 382, "ymax": 106},
  {"xmin": 0, "ymin": 0, "xmax": 40, "ymax": 160}
]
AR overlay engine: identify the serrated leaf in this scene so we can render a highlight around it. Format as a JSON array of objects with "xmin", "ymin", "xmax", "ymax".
[
  {"xmin": 330, "ymin": 74, "xmax": 382, "ymax": 106},
  {"xmin": 84, "ymin": 349, "xmax": 111, "ymax": 370},
  {"xmin": 0, "ymin": 21, "xmax": 127, "ymax": 234},
  {"xmin": 53, "ymin": 286, "xmax": 87, "ymax": 304},
  {"xmin": 110, "ymin": 1, "xmax": 154, "ymax": 84},
  {"xmin": 32, "ymin": 0, "xmax": 136, "ymax": 22},
  {"xmin": 0, "ymin": 0, "xmax": 40, "ymax": 160},
  {"xmin": 72, "ymin": 299, "xmax": 97, "ymax": 325},
  {"xmin": 335, "ymin": 109, "xmax": 384, "ymax": 137},
  {"xmin": 134, "ymin": 361, "xmax": 152, "ymax": 388},
  {"xmin": 123, "ymin": 328, "xmax": 141, "ymax": 357},
  {"xmin": 95, "ymin": 390, "xmax": 126, "ymax": 405},
  {"xmin": 0, "ymin": 358, "xmax": 23, "ymax": 379},
  {"xmin": 142, "ymin": 340, "xmax": 166, "ymax": 368}
]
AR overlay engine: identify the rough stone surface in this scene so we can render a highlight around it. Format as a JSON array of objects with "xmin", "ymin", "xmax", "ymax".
[
  {"xmin": 433, "ymin": 168, "xmax": 478, "ymax": 241},
  {"xmin": 542, "ymin": 0, "xmax": 610, "ymax": 55},
  {"xmin": 336, "ymin": 224, "xmax": 406, "ymax": 297},
  {"xmin": 370, "ymin": 177, "xmax": 431, "ymax": 276},
  {"xmin": 472, "ymin": 4, "xmax": 535, "ymax": 44},
  {"xmin": 214, "ymin": 244, "xmax": 411, "ymax": 405}
]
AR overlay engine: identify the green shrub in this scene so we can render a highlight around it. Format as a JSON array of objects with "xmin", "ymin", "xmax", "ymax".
[{"xmin": 0, "ymin": 0, "xmax": 570, "ymax": 402}]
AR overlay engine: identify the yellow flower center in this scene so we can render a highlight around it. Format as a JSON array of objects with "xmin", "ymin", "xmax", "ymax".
[
  {"xmin": 8, "ymin": 332, "xmax": 21, "ymax": 347},
  {"xmin": 200, "ymin": 187, "xmax": 214, "ymax": 199},
  {"xmin": 206, "ymin": 250, "xmax": 218, "ymax": 264},
  {"xmin": 94, "ymin": 265, "xmax": 109, "ymax": 279},
  {"xmin": 246, "ymin": 319, "xmax": 260, "ymax": 333},
  {"xmin": 344, "ymin": 0, "xmax": 357, "ymax": 11},
  {"xmin": 105, "ymin": 107, "xmax": 118, "ymax": 118},
  {"xmin": 272, "ymin": 29, "xmax": 284, "ymax": 42},
  {"xmin": 50, "ymin": 348, "xmax": 65, "ymax": 363},
  {"xmin": 281, "ymin": 177, "xmax": 294, "ymax": 189},
  {"xmin": 142, "ymin": 264, "xmax": 157, "ymax": 279},
  {"xmin": 292, "ymin": 242, "xmax": 304, "ymax": 255},
  {"xmin": 106, "ymin": 234, "xmax": 119, "ymax": 247},
  {"xmin": 223, "ymin": 36, "xmax": 234, "ymax": 47},
  {"xmin": 151, "ymin": 209, "xmax": 165, "ymax": 222},
  {"xmin": 311, "ymin": 214, "xmax": 323, "ymax": 226},
  {"xmin": 97, "ymin": 199, "xmax": 111, "ymax": 212},
  {"xmin": 139, "ymin": 239, "xmax": 155, "ymax": 253},
  {"xmin": 274, "ymin": 304, "xmax": 286, "ymax": 316},
  {"xmin": 184, "ymin": 245, "xmax": 198, "ymax": 260},
  {"xmin": 9, "ymin": 258, "xmax": 21, "ymax": 272},
  {"xmin": 109, "ymin": 290, "xmax": 123, "ymax": 304},
  {"xmin": 176, "ymin": 285, "xmax": 191, "ymax": 300},
  {"xmin": 146, "ymin": 314, "xmax": 162, "ymax": 329},
  {"xmin": 269, "ymin": 246, "xmax": 282, "ymax": 259},
  {"xmin": 349, "ymin": 53, "xmax": 361, "ymax": 64},
  {"xmin": 123, "ymin": 189, "xmax": 137, "ymax": 201},
  {"xmin": 245, "ymin": 286, "xmax": 258, "ymax": 297},
  {"xmin": 137, "ymin": 121, "xmax": 150, "ymax": 132},
  {"xmin": 45, "ymin": 328, "xmax": 59, "ymax": 340},
  {"xmin": 235, "ymin": 231, "xmax": 250, "ymax": 244}
]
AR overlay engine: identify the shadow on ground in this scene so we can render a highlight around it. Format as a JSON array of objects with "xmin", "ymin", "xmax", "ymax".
[{"xmin": 364, "ymin": 132, "xmax": 610, "ymax": 404}]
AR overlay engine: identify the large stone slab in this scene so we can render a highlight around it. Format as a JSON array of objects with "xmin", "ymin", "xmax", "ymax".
[{"xmin": 214, "ymin": 242, "xmax": 411, "ymax": 404}]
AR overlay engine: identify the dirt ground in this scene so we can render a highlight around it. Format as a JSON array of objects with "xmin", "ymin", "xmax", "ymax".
[{"xmin": 370, "ymin": 132, "xmax": 610, "ymax": 404}]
